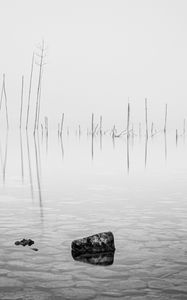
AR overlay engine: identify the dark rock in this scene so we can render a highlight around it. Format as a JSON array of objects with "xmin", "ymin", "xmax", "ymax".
[
  {"xmin": 14, "ymin": 238, "xmax": 34, "ymax": 247},
  {"xmin": 27, "ymin": 239, "xmax": 34, "ymax": 246},
  {"xmin": 71, "ymin": 231, "xmax": 115, "ymax": 254},
  {"xmin": 72, "ymin": 250, "xmax": 114, "ymax": 266},
  {"xmin": 15, "ymin": 241, "xmax": 21, "ymax": 246},
  {"xmin": 31, "ymin": 248, "xmax": 38, "ymax": 251}
]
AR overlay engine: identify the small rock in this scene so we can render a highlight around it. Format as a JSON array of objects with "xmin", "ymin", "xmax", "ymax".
[
  {"xmin": 31, "ymin": 248, "xmax": 38, "ymax": 252},
  {"xmin": 15, "ymin": 241, "xmax": 20, "ymax": 246},
  {"xmin": 14, "ymin": 238, "xmax": 34, "ymax": 247},
  {"xmin": 27, "ymin": 239, "xmax": 34, "ymax": 246}
]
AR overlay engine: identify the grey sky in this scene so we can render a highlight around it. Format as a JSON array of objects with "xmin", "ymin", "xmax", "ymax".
[{"xmin": 0, "ymin": 0, "xmax": 187, "ymax": 130}]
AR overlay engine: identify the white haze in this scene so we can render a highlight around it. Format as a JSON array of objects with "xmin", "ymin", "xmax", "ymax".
[{"xmin": 0, "ymin": 0, "xmax": 187, "ymax": 130}]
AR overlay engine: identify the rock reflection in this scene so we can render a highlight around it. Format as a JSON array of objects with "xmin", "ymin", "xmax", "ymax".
[{"xmin": 72, "ymin": 251, "xmax": 115, "ymax": 266}]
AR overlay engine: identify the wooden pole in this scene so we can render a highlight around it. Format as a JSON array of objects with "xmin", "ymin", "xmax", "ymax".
[
  {"xmin": 164, "ymin": 104, "xmax": 167, "ymax": 133},
  {"xmin": 34, "ymin": 41, "xmax": 44, "ymax": 134},
  {"xmin": 100, "ymin": 115, "xmax": 102, "ymax": 135},
  {"xmin": 19, "ymin": 76, "xmax": 24, "ymax": 129},
  {"xmin": 151, "ymin": 122, "xmax": 154, "ymax": 136},
  {"xmin": 26, "ymin": 53, "xmax": 34, "ymax": 130},
  {"xmin": 183, "ymin": 119, "xmax": 185, "ymax": 135},
  {"xmin": 176, "ymin": 129, "xmax": 178, "ymax": 143},
  {"xmin": 145, "ymin": 98, "xmax": 148, "ymax": 137},
  {"xmin": 58, "ymin": 123, "xmax": 60, "ymax": 137},
  {"xmin": 91, "ymin": 113, "xmax": 94, "ymax": 136},
  {"xmin": 3, "ymin": 74, "xmax": 9, "ymax": 129},
  {"xmin": 37, "ymin": 71, "xmax": 43, "ymax": 129},
  {"xmin": 127, "ymin": 103, "xmax": 130, "ymax": 136},
  {"xmin": 60, "ymin": 113, "xmax": 64, "ymax": 136},
  {"xmin": 0, "ymin": 79, "xmax": 3, "ymax": 111}
]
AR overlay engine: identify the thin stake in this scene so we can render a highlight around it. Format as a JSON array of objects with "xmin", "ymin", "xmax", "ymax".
[
  {"xmin": 100, "ymin": 115, "xmax": 102, "ymax": 135},
  {"xmin": 91, "ymin": 113, "xmax": 94, "ymax": 136},
  {"xmin": 0, "ymin": 80, "xmax": 4, "ymax": 111},
  {"xmin": 151, "ymin": 122, "xmax": 154, "ymax": 136},
  {"xmin": 19, "ymin": 76, "xmax": 24, "ymax": 129},
  {"xmin": 60, "ymin": 113, "xmax": 64, "ymax": 136},
  {"xmin": 145, "ymin": 98, "xmax": 148, "ymax": 137},
  {"xmin": 183, "ymin": 119, "xmax": 185, "ymax": 135},
  {"xmin": 127, "ymin": 103, "xmax": 130, "ymax": 136},
  {"xmin": 164, "ymin": 103, "xmax": 167, "ymax": 133},
  {"xmin": 34, "ymin": 41, "xmax": 45, "ymax": 134},
  {"xmin": 176, "ymin": 129, "xmax": 178, "ymax": 144},
  {"xmin": 3, "ymin": 74, "xmax": 9, "ymax": 129},
  {"xmin": 26, "ymin": 53, "xmax": 34, "ymax": 130}
]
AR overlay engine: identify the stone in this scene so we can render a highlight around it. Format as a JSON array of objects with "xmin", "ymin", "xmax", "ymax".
[
  {"xmin": 14, "ymin": 238, "xmax": 34, "ymax": 247},
  {"xmin": 71, "ymin": 231, "xmax": 115, "ymax": 254}
]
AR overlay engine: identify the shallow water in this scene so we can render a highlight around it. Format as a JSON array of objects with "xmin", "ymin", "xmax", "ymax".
[{"xmin": 0, "ymin": 130, "xmax": 187, "ymax": 299}]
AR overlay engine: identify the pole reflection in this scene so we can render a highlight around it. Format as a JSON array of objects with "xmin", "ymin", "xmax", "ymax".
[
  {"xmin": 34, "ymin": 134, "xmax": 43, "ymax": 220},
  {"xmin": 26, "ymin": 132, "xmax": 34, "ymax": 199}
]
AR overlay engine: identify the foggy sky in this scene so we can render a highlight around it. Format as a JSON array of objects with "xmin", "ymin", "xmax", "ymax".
[{"xmin": 0, "ymin": 0, "xmax": 187, "ymax": 130}]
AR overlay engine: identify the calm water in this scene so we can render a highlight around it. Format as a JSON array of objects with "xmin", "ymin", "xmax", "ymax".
[{"xmin": 0, "ymin": 130, "xmax": 187, "ymax": 299}]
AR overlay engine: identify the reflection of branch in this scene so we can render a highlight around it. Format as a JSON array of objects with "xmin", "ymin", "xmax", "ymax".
[
  {"xmin": 145, "ymin": 137, "xmax": 148, "ymax": 168},
  {"xmin": 26, "ymin": 133, "xmax": 34, "ymax": 199},
  {"xmin": 60, "ymin": 136, "xmax": 64, "ymax": 159},
  {"xmin": 100, "ymin": 134, "xmax": 102, "ymax": 151},
  {"xmin": 91, "ymin": 135, "xmax": 94, "ymax": 160},
  {"xmin": 164, "ymin": 133, "xmax": 167, "ymax": 161},
  {"xmin": 127, "ymin": 136, "xmax": 130, "ymax": 174},
  {"xmin": 37, "ymin": 132, "xmax": 42, "ymax": 176},
  {"xmin": 34, "ymin": 135, "xmax": 43, "ymax": 218},
  {"xmin": 20, "ymin": 130, "xmax": 24, "ymax": 183},
  {"xmin": 93, "ymin": 124, "xmax": 98, "ymax": 136},
  {"xmin": 151, "ymin": 130, "xmax": 161, "ymax": 137},
  {"xmin": 3, "ymin": 130, "xmax": 8, "ymax": 184},
  {"xmin": 0, "ymin": 139, "xmax": 3, "ymax": 168},
  {"xmin": 115, "ymin": 129, "xmax": 133, "ymax": 138},
  {"xmin": 45, "ymin": 129, "xmax": 48, "ymax": 154}
]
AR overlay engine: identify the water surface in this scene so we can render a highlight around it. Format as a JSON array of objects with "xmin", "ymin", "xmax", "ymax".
[{"xmin": 0, "ymin": 130, "xmax": 187, "ymax": 299}]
